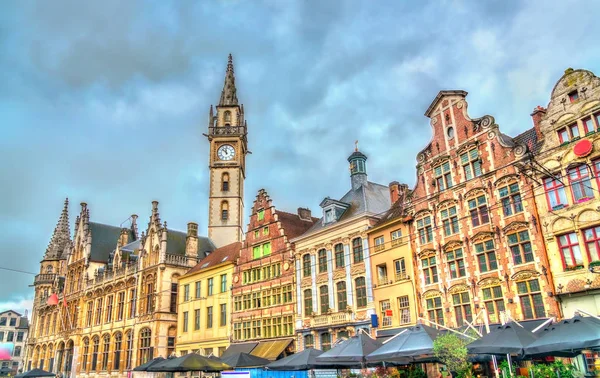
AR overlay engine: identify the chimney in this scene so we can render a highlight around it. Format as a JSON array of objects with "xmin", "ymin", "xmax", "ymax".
[
  {"xmin": 187, "ymin": 222, "xmax": 198, "ymax": 237},
  {"xmin": 297, "ymin": 208, "xmax": 312, "ymax": 221},
  {"xmin": 389, "ymin": 181, "xmax": 400, "ymax": 203},
  {"xmin": 530, "ymin": 106, "xmax": 546, "ymax": 140}
]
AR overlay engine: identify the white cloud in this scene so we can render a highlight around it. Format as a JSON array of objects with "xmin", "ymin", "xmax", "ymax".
[{"xmin": 0, "ymin": 296, "xmax": 33, "ymax": 318}]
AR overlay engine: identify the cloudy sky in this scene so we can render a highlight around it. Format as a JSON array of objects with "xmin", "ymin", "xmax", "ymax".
[{"xmin": 1, "ymin": 0, "xmax": 600, "ymax": 315}]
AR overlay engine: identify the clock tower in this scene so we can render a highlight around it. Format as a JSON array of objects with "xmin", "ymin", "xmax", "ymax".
[{"xmin": 206, "ymin": 54, "xmax": 247, "ymax": 248}]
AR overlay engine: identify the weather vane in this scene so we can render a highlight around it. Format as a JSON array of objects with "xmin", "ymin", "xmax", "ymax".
[{"xmin": 355, "ymin": 140, "xmax": 359, "ymax": 152}]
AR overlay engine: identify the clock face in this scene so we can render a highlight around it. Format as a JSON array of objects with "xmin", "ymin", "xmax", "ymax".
[{"xmin": 217, "ymin": 144, "xmax": 236, "ymax": 161}]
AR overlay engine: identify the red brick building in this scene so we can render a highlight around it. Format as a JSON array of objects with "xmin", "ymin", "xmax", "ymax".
[
  {"xmin": 410, "ymin": 91, "xmax": 560, "ymax": 328},
  {"xmin": 229, "ymin": 189, "xmax": 317, "ymax": 359}
]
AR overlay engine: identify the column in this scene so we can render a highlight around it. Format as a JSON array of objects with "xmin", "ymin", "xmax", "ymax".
[
  {"xmin": 326, "ymin": 249, "xmax": 335, "ymax": 309},
  {"xmin": 363, "ymin": 237, "xmax": 374, "ymax": 305},
  {"xmin": 311, "ymin": 254, "xmax": 318, "ymax": 313},
  {"xmin": 295, "ymin": 259, "xmax": 303, "ymax": 330},
  {"xmin": 344, "ymin": 244, "xmax": 353, "ymax": 307}
]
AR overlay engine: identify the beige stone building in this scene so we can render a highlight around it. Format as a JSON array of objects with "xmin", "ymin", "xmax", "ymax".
[{"xmin": 0, "ymin": 310, "xmax": 29, "ymax": 374}]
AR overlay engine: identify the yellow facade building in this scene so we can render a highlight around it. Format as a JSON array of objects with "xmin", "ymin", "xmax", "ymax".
[
  {"xmin": 176, "ymin": 242, "xmax": 241, "ymax": 357},
  {"xmin": 366, "ymin": 183, "xmax": 418, "ymax": 338}
]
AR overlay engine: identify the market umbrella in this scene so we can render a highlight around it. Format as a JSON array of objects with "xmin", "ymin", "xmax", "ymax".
[
  {"xmin": 0, "ymin": 367, "xmax": 15, "ymax": 376},
  {"xmin": 132, "ymin": 356, "xmax": 166, "ymax": 371},
  {"xmin": 466, "ymin": 322, "xmax": 538, "ymax": 355},
  {"xmin": 316, "ymin": 331, "xmax": 382, "ymax": 367},
  {"xmin": 14, "ymin": 369, "xmax": 55, "ymax": 378},
  {"xmin": 221, "ymin": 352, "xmax": 270, "ymax": 368},
  {"xmin": 266, "ymin": 348, "xmax": 327, "ymax": 370},
  {"xmin": 367, "ymin": 323, "xmax": 441, "ymax": 363},
  {"xmin": 524, "ymin": 315, "xmax": 600, "ymax": 357},
  {"xmin": 147, "ymin": 353, "xmax": 231, "ymax": 372}
]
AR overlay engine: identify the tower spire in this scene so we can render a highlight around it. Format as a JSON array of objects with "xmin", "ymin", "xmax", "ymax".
[
  {"xmin": 219, "ymin": 54, "xmax": 239, "ymax": 106},
  {"xmin": 44, "ymin": 198, "xmax": 71, "ymax": 259}
]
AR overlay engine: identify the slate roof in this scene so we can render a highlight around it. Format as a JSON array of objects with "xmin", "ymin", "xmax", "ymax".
[
  {"xmin": 184, "ymin": 241, "xmax": 242, "ymax": 276},
  {"xmin": 17, "ymin": 316, "xmax": 29, "ymax": 329},
  {"xmin": 303, "ymin": 181, "xmax": 391, "ymax": 235},
  {"xmin": 276, "ymin": 211, "xmax": 319, "ymax": 240},
  {"xmin": 166, "ymin": 230, "xmax": 216, "ymax": 257},
  {"xmin": 374, "ymin": 197, "xmax": 409, "ymax": 227},
  {"xmin": 513, "ymin": 127, "xmax": 542, "ymax": 154},
  {"xmin": 89, "ymin": 222, "xmax": 132, "ymax": 263}
]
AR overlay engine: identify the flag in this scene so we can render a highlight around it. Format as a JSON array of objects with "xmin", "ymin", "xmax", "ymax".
[
  {"xmin": 385, "ymin": 309, "xmax": 393, "ymax": 317},
  {"xmin": 47, "ymin": 293, "xmax": 59, "ymax": 306}
]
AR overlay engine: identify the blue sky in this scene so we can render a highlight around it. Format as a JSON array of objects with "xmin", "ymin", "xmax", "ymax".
[{"xmin": 1, "ymin": 0, "xmax": 600, "ymax": 315}]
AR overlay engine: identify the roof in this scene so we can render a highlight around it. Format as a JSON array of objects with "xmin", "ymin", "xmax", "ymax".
[
  {"xmin": 276, "ymin": 211, "xmax": 319, "ymax": 240},
  {"xmin": 184, "ymin": 241, "xmax": 241, "ymax": 276},
  {"xmin": 166, "ymin": 230, "xmax": 215, "ymax": 257},
  {"xmin": 17, "ymin": 316, "xmax": 29, "ymax": 329},
  {"xmin": 374, "ymin": 197, "xmax": 409, "ymax": 227},
  {"xmin": 424, "ymin": 90, "xmax": 468, "ymax": 117},
  {"xmin": 303, "ymin": 181, "xmax": 391, "ymax": 235},
  {"xmin": 120, "ymin": 239, "xmax": 141, "ymax": 253},
  {"xmin": 0, "ymin": 310, "xmax": 22, "ymax": 317},
  {"xmin": 513, "ymin": 127, "xmax": 542, "ymax": 154},
  {"xmin": 89, "ymin": 222, "xmax": 132, "ymax": 263}
]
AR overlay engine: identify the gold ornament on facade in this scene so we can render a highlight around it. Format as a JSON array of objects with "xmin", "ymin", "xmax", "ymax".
[
  {"xmin": 477, "ymin": 277, "xmax": 501, "ymax": 288},
  {"xmin": 423, "ymin": 289, "xmax": 443, "ymax": 299},
  {"xmin": 448, "ymin": 283, "xmax": 469, "ymax": 294},
  {"xmin": 511, "ymin": 269, "xmax": 539, "ymax": 281}
]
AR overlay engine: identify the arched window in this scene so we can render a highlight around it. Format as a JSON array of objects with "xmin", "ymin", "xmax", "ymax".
[
  {"xmin": 318, "ymin": 249, "xmax": 327, "ymax": 273},
  {"xmin": 302, "ymin": 254, "xmax": 311, "ymax": 277},
  {"xmin": 352, "ymin": 238, "xmax": 363, "ymax": 263},
  {"xmin": 222, "ymin": 172, "xmax": 230, "ymax": 192},
  {"xmin": 221, "ymin": 201, "xmax": 229, "ymax": 221},
  {"xmin": 224, "ymin": 110, "xmax": 231, "ymax": 122},
  {"xmin": 138, "ymin": 328, "xmax": 152, "ymax": 365},
  {"xmin": 355, "ymin": 277, "xmax": 367, "ymax": 308},
  {"xmin": 82, "ymin": 338, "xmax": 89, "ymax": 371},
  {"xmin": 452, "ymin": 291, "xmax": 473, "ymax": 327},
  {"xmin": 46, "ymin": 266, "xmax": 53, "ymax": 273},
  {"xmin": 304, "ymin": 334, "xmax": 314, "ymax": 349},
  {"xmin": 319, "ymin": 285, "xmax": 329, "ymax": 314},
  {"xmin": 440, "ymin": 204, "xmax": 459, "ymax": 236},
  {"xmin": 336, "ymin": 281, "xmax": 347, "ymax": 310},
  {"xmin": 568, "ymin": 165, "xmax": 594, "ymax": 202},
  {"xmin": 113, "ymin": 332, "xmax": 122, "ymax": 371},
  {"xmin": 303, "ymin": 289, "xmax": 312, "ymax": 315},
  {"xmin": 334, "ymin": 244, "xmax": 344, "ymax": 268},
  {"xmin": 125, "ymin": 331, "xmax": 133, "ymax": 370},
  {"xmin": 64, "ymin": 340, "xmax": 74, "ymax": 374},
  {"xmin": 91, "ymin": 336, "xmax": 99, "ymax": 371},
  {"xmin": 101, "ymin": 334, "xmax": 110, "ymax": 371},
  {"xmin": 320, "ymin": 332, "xmax": 332, "ymax": 351}
]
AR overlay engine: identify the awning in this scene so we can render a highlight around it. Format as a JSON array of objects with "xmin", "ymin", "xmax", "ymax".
[
  {"xmin": 251, "ymin": 339, "xmax": 294, "ymax": 361},
  {"xmin": 221, "ymin": 342, "xmax": 259, "ymax": 358}
]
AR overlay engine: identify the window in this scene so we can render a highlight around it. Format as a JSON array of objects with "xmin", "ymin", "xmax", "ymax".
[
  {"xmin": 138, "ymin": 328, "xmax": 152, "ymax": 365},
  {"xmin": 207, "ymin": 278, "xmax": 213, "ymax": 296},
  {"xmin": 434, "ymin": 161, "xmax": 453, "ymax": 190},
  {"xmin": 7, "ymin": 332, "xmax": 13, "ymax": 342},
  {"xmin": 283, "ymin": 284, "xmax": 293, "ymax": 303},
  {"xmin": 380, "ymin": 300, "xmax": 392, "ymax": 327},
  {"xmin": 117, "ymin": 292, "xmax": 125, "ymax": 321},
  {"xmin": 568, "ymin": 165, "xmax": 593, "ymax": 202},
  {"xmin": 194, "ymin": 309, "xmax": 200, "ymax": 331},
  {"xmin": 325, "ymin": 209, "xmax": 334, "ymax": 223},
  {"xmin": 257, "ymin": 209, "xmax": 265, "ymax": 220},
  {"xmin": 221, "ymin": 201, "xmax": 229, "ymax": 221},
  {"xmin": 182, "ymin": 311, "xmax": 189, "ymax": 332},
  {"xmin": 261, "ymin": 319, "xmax": 270, "ymax": 338},
  {"xmin": 263, "ymin": 242, "xmax": 271, "ymax": 256},
  {"xmin": 206, "ymin": 307, "xmax": 213, "ymax": 328},
  {"xmin": 452, "ymin": 291, "xmax": 472, "ymax": 327},
  {"xmin": 111, "ymin": 332, "xmax": 122, "ymax": 371},
  {"xmin": 254, "ymin": 230, "xmax": 259, "ymax": 238},
  {"xmin": 194, "ymin": 282, "xmax": 201, "ymax": 300},
  {"xmin": 0, "ymin": 332, "xmax": 3, "ymax": 341},
  {"xmin": 220, "ymin": 304, "xmax": 227, "ymax": 326},
  {"xmin": 125, "ymin": 331, "xmax": 133, "ymax": 370},
  {"xmin": 145, "ymin": 282, "xmax": 155, "ymax": 313},
  {"xmin": 233, "ymin": 323, "xmax": 241, "ymax": 340},
  {"xmin": 469, "ymin": 195, "xmax": 489, "ymax": 227},
  {"xmin": 355, "ymin": 277, "xmax": 367, "ymax": 308},
  {"xmin": 476, "ymin": 239, "xmax": 497, "ymax": 272},
  {"xmin": 221, "ymin": 274, "xmax": 227, "ymax": 293},
  {"xmin": 105, "ymin": 295, "xmax": 114, "ymax": 323},
  {"xmin": 517, "ymin": 279, "xmax": 545, "ymax": 320},
  {"xmin": 82, "ymin": 338, "xmax": 89, "ymax": 371},
  {"xmin": 508, "ymin": 230, "xmax": 534, "ymax": 265},
  {"xmin": 417, "ymin": 216, "xmax": 433, "ymax": 244},
  {"xmin": 569, "ymin": 91, "xmax": 579, "ymax": 103},
  {"xmin": 183, "ymin": 284, "xmax": 190, "ymax": 301},
  {"xmin": 263, "ymin": 226, "xmax": 269, "ymax": 235},
  {"xmin": 303, "ymin": 254, "xmax": 312, "ymax": 277},
  {"xmin": 14, "ymin": 346, "xmax": 21, "ymax": 357},
  {"xmin": 304, "ymin": 334, "xmax": 314, "ymax": 349},
  {"xmin": 398, "ymin": 296, "xmax": 411, "ymax": 324},
  {"xmin": 374, "ymin": 236, "xmax": 385, "ymax": 251},
  {"xmin": 394, "ymin": 258, "xmax": 406, "ymax": 280},
  {"xmin": 447, "ymin": 248, "xmax": 466, "ymax": 279},
  {"xmin": 441, "ymin": 206, "xmax": 459, "ymax": 236},
  {"xmin": 377, "ymin": 264, "xmax": 388, "ymax": 285},
  {"xmin": 95, "ymin": 298, "xmax": 103, "ymax": 325},
  {"xmin": 252, "ymin": 320, "xmax": 261, "ymax": 338},
  {"xmin": 86, "ymin": 302, "xmax": 93, "ymax": 326},
  {"xmin": 422, "ymin": 256, "xmax": 438, "ymax": 285},
  {"xmin": 583, "ymin": 226, "xmax": 600, "ymax": 262},
  {"xmin": 318, "ymin": 285, "xmax": 329, "ymax": 313},
  {"xmin": 544, "ymin": 176, "xmax": 568, "ymax": 209},
  {"xmin": 320, "ymin": 333, "xmax": 332, "ymax": 352},
  {"xmin": 336, "ymin": 281, "xmax": 347, "ymax": 310},
  {"xmin": 9, "ymin": 318, "xmax": 16, "ymax": 327},
  {"xmin": 16, "ymin": 331, "xmax": 23, "ymax": 342},
  {"xmin": 334, "ymin": 244, "xmax": 344, "ymax": 268},
  {"xmin": 318, "ymin": 249, "xmax": 327, "ymax": 273},
  {"xmin": 427, "ymin": 297, "xmax": 444, "ymax": 326},
  {"xmin": 101, "ymin": 334, "xmax": 110, "ymax": 370},
  {"xmin": 391, "ymin": 229, "xmax": 403, "ymax": 246},
  {"xmin": 91, "ymin": 336, "xmax": 99, "ymax": 371},
  {"xmin": 558, "ymin": 123, "xmax": 580, "ymax": 143},
  {"xmin": 222, "ymin": 172, "xmax": 229, "ymax": 192},
  {"xmin": 0, "ymin": 318, "xmax": 4, "ymax": 326},
  {"xmin": 461, "ymin": 148, "xmax": 482, "ymax": 180},
  {"xmin": 558, "ymin": 232, "xmax": 583, "ymax": 268},
  {"xmin": 447, "ymin": 127, "xmax": 455, "ymax": 139},
  {"xmin": 584, "ymin": 117, "xmax": 595, "ymax": 134},
  {"xmin": 558, "ymin": 128, "xmax": 569, "ymax": 143},
  {"xmin": 224, "ymin": 110, "xmax": 232, "ymax": 121},
  {"xmin": 128, "ymin": 289, "xmax": 136, "ymax": 319},
  {"xmin": 352, "ymin": 238, "xmax": 363, "ymax": 263},
  {"xmin": 304, "ymin": 289, "xmax": 313, "ymax": 315},
  {"xmin": 482, "ymin": 286, "xmax": 505, "ymax": 323},
  {"xmin": 499, "ymin": 183, "xmax": 523, "ymax": 216}
]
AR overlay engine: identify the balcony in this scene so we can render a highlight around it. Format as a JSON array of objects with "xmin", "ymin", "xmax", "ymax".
[
  {"xmin": 311, "ymin": 311, "xmax": 352, "ymax": 327},
  {"xmin": 208, "ymin": 125, "xmax": 247, "ymax": 136},
  {"xmin": 391, "ymin": 238, "xmax": 407, "ymax": 247},
  {"xmin": 34, "ymin": 274, "xmax": 57, "ymax": 285},
  {"xmin": 377, "ymin": 276, "xmax": 392, "ymax": 286},
  {"xmin": 395, "ymin": 272, "xmax": 409, "ymax": 281},
  {"xmin": 374, "ymin": 244, "xmax": 385, "ymax": 252},
  {"xmin": 86, "ymin": 263, "xmax": 137, "ymax": 288},
  {"xmin": 165, "ymin": 254, "xmax": 189, "ymax": 267}
]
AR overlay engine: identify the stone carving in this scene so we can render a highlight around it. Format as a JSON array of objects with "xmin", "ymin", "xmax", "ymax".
[
  {"xmin": 503, "ymin": 221, "xmax": 529, "ymax": 234},
  {"xmin": 511, "ymin": 270, "xmax": 539, "ymax": 281},
  {"xmin": 494, "ymin": 174, "xmax": 520, "ymax": 188},
  {"xmin": 470, "ymin": 231, "xmax": 495, "ymax": 243},
  {"xmin": 423, "ymin": 289, "xmax": 443, "ymax": 299},
  {"xmin": 418, "ymin": 249, "xmax": 437, "ymax": 259},
  {"xmin": 448, "ymin": 283, "xmax": 469, "ymax": 294},
  {"xmin": 464, "ymin": 187, "xmax": 486, "ymax": 200},
  {"xmin": 478, "ymin": 277, "xmax": 501, "ymax": 288}
]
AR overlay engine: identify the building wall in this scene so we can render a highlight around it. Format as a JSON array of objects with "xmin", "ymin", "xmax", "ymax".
[
  {"xmin": 531, "ymin": 68, "xmax": 600, "ymax": 317},
  {"xmin": 410, "ymin": 92, "xmax": 559, "ymax": 328},
  {"xmin": 231, "ymin": 190, "xmax": 297, "ymax": 351},
  {"xmin": 0, "ymin": 311, "xmax": 28, "ymax": 373},
  {"xmin": 176, "ymin": 263, "xmax": 234, "ymax": 357}
]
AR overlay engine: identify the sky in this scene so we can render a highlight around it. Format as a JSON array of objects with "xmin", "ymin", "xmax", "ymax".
[{"xmin": 1, "ymin": 0, "xmax": 600, "ymax": 316}]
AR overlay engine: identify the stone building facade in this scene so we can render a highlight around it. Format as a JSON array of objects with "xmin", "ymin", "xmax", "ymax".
[
  {"xmin": 529, "ymin": 68, "xmax": 600, "ymax": 318},
  {"xmin": 229, "ymin": 189, "xmax": 317, "ymax": 359},
  {"xmin": 292, "ymin": 148, "xmax": 391, "ymax": 351},
  {"xmin": 0, "ymin": 310, "xmax": 29, "ymax": 374},
  {"xmin": 410, "ymin": 91, "xmax": 560, "ymax": 328}
]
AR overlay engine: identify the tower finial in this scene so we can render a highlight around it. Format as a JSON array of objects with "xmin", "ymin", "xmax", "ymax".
[
  {"xmin": 355, "ymin": 140, "xmax": 359, "ymax": 152},
  {"xmin": 44, "ymin": 198, "xmax": 71, "ymax": 260},
  {"xmin": 219, "ymin": 54, "xmax": 239, "ymax": 106}
]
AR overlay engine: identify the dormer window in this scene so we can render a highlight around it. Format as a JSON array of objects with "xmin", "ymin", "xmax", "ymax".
[
  {"xmin": 568, "ymin": 90, "xmax": 579, "ymax": 103},
  {"xmin": 325, "ymin": 209, "xmax": 334, "ymax": 223},
  {"xmin": 320, "ymin": 198, "xmax": 350, "ymax": 225}
]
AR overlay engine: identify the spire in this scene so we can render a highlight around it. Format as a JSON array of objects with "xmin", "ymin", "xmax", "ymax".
[
  {"xmin": 44, "ymin": 198, "xmax": 71, "ymax": 260},
  {"xmin": 219, "ymin": 54, "xmax": 239, "ymax": 106}
]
